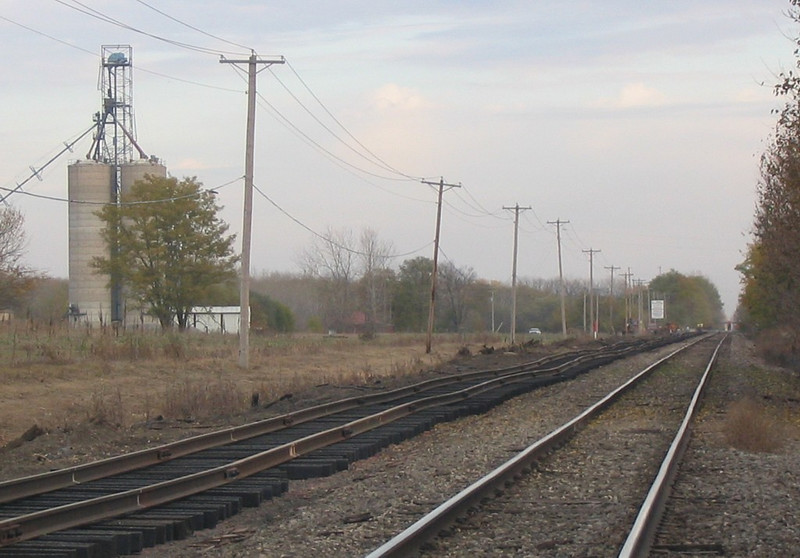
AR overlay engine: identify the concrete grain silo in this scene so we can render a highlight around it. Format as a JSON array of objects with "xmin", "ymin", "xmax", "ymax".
[
  {"xmin": 68, "ymin": 45, "xmax": 171, "ymax": 327},
  {"xmin": 67, "ymin": 161, "xmax": 113, "ymax": 325},
  {"xmin": 120, "ymin": 159, "xmax": 167, "ymax": 196}
]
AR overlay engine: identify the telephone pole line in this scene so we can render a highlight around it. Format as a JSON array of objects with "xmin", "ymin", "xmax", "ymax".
[
  {"xmin": 421, "ymin": 177, "xmax": 461, "ymax": 353},
  {"xmin": 547, "ymin": 219, "xmax": 569, "ymax": 337},
  {"xmin": 604, "ymin": 265, "xmax": 620, "ymax": 334},
  {"xmin": 504, "ymin": 204, "xmax": 531, "ymax": 345},
  {"xmin": 583, "ymin": 248, "xmax": 601, "ymax": 338},
  {"xmin": 220, "ymin": 53, "xmax": 285, "ymax": 369}
]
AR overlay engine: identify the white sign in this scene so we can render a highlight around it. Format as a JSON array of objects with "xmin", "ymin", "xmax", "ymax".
[{"xmin": 651, "ymin": 299, "xmax": 665, "ymax": 320}]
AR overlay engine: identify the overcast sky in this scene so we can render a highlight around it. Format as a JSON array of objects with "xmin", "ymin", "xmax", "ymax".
[{"xmin": 1, "ymin": 1, "xmax": 796, "ymax": 320}]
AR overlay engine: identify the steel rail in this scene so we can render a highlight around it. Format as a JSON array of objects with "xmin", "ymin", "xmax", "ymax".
[
  {"xmin": 363, "ymin": 333, "xmax": 714, "ymax": 558},
  {"xmin": 0, "ymin": 348, "xmax": 582, "ymax": 506},
  {"xmin": 618, "ymin": 333, "xmax": 728, "ymax": 558},
  {"xmin": 0, "ymin": 339, "xmax": 653, "ymax": 547}
]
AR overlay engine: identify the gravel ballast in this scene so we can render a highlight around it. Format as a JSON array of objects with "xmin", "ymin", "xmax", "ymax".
[{"xmin": 135, "ymin": 334, "xmax": 799, "ymax": 558}]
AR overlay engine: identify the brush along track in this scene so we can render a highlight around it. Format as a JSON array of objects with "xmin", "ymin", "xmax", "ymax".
[
  {"xmin": 364, "ymin": 334, "xmax": 724, "ymax": 557},
  {"xmin": 0, "ymin": 335, "xmax": 692, "ymax": 557}
]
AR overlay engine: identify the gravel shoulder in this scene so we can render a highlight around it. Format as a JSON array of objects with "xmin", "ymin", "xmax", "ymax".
[{"xmin": 130, "ymin": 334, "xmax": 800, "ymax": 558}]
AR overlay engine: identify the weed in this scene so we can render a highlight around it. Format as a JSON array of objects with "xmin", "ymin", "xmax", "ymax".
[
  {"xmin": 163, "ymin": 377, "xmax": 245, "ymax": 420},
  {"xmin": 723, "ymin": 397, "xmax": 786, "ymax": 453},
  {"xmin": 87, "ymin": 388, "xmax": 125, "ymax": 428}
]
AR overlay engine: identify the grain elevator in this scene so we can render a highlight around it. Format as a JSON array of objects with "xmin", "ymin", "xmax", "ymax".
[{"xmin": 68, "ymin": 45, "xmax": 166, "ymax": 326}]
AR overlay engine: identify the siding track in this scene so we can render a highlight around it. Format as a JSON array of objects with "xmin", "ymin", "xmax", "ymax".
[{"xmin": 0, "ymin": 334, "xmax": 695, "ymax": 557}]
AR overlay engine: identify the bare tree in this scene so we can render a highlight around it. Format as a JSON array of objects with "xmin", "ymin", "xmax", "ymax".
[
  {"xmin": 358, "ymin": 228, "xmax": 394, "ymax": 331},
  {"xmin": 0, "ymin": 207, "xmax": 25, "ymax": 269},
  {"xmin": 301, "ymin": 227, "xmax": 357, "ymax": 331},
  {"xmin": 0, "ymin": 207, "xmax": 33, "ymax": 309}
]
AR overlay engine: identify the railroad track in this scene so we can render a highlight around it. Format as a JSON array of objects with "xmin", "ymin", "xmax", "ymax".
[
  {"xmin": 0, "ymin": 334, "xmax": 694, "ymax": 557},
  {"xmin": 365, "ymin": 332, "xmax": 726, "ymax": 557}
]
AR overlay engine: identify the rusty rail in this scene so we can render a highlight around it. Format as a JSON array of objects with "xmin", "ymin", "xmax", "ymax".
[
  {"xmin": 0, "ymin": 349, "xmax": 579, "ymax": 506},
  {"xmin": 0, "ymin": 340, "xmax": 650, "ymax": 547}
]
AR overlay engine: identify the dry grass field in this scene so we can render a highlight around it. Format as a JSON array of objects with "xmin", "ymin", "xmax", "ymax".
[
  {"xmin": 0, "ymin": 323, "xmax": 508, "ymax": 479},
  {"xmin": 3, "ymin": 326, "xmax": 794, "ymax": 486}
]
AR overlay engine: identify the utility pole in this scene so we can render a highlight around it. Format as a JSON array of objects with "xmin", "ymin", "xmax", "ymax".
[
  {"xmin": 504, "ymin": 204, "xmax": 531, "ymax": 345},
  {"xmin": 604, "ymin": 265, "xmax": 620, "ymax": 334},
  {"xmin": 635, "ymin": 279, "xmax": 647, "ymax": 334},
  {"xmin": 220, "ymin": 53, "xmax": 285, "ymax": 369},
  {"xmin": 490, "ymin": 290, "xmax": 495, "ymax": 333},
  {"xmin": 583, "ymin": 248, "xmax": 601, "ymax": 338},
  {"xmin": 421, "ymin": 177, "xmax": 461, "ymax": 353},
  {"xmin": 622, "ymin": 268, "xmax": 633, "ymax": 333},
  {"xmin": 548, "ymin": 219, "xmax": 569, "ymax": 337}
]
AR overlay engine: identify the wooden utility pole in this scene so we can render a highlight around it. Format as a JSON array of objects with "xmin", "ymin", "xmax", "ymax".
[
  {"xmin": 490, "ymin": 290, "xmax": 495, "ymax": 333},
  {"xmin": 421, "ymin": 177, "xmax": 461, "ymax": 353},
  {"xmin": 220, "ymin": 53, "xmax": 284, "ymax": 369},
  {"xmin": 635, "ymin": 279, "xmax": 647, "ymax": 334},
  {"xmin": 622, "ymin": 268, "xmax": 633, "ymax": 333},
  {"xmin": 604, "ymin": 265, "xmax": 620, "ymax": 334},
  {"xmin": 548, "ymin": 219, "xmax": 569, "ymax": 337},
  {"xmin": 583, "ymin": 248, "xmax": 601, "ymax": 338},
  {"xmin": 504, "ymin": 204, "xmax": 531, "ymax": 345}
]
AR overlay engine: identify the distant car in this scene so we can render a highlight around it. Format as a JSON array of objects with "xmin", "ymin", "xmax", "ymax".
[{"xmin": 528, "ymin": 327, "xmax": 542, "ymax": 335}]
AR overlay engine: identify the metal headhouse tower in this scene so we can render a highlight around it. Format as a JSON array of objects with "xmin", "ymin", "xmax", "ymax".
[
  {"xmin": 87, "ymin": 45, "xmax": 149, "ymax": 193},
  {"xmin": 68, "ymin": 45, "xmax": 166, "ymax": 326}
]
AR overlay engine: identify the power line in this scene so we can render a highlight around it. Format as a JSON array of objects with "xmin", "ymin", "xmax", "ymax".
[
  {"xmin": 439, "ymin": 203, "xmax": 509, "ymax": 230},
  {"xmin": 1, "ymin": 125, "xmax": 94, "ymax": 204},
  {"xmin": 252, "ymin": 183, "xmax": 431, "ymax": 260},
  {"xmin": 53, "ymin": 0, "xmax": 245, "ymax": 56},
  {"xmin": 132, "ymin": 0, "xmax": 253, "ymax": 52},
  {"xmin": 278, "ymin": 62, "xmax": 422, "ymax": 181},
  {"xmin": 0, "ymin": 15, "xmax": 96, "ymax": 56},
  {"xmin": 2, "ymin": 14, "xmax": 243, "ymax": 93},
  {"xmin": 249, "ymin": 77, "xmax": 418, "ymax": 183},
  {"xmin": 1, "ymin": 175, "xmax": 241, "ymax": 206},
  {"xmin": 454, "ymin": 184, "xmax": 501, "ymax": 218}
]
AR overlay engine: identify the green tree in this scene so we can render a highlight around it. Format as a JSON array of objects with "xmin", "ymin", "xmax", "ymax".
[
  {"xmin": 738, "ymin": 0, "xmax": 800, "ymax": 343},
  {"xmin": 735, "ymin": 243, "xmax": 775, "ymax": 330},
  {"xmin": 250, "ymin": 290, "xmax": 295, "ymax": 333},
  {"xmin": 252, "ymin": 271, "xmax": 323, "ymax": 333},
  {"xmin": 649, "ymin": 270, "xmax": 724, "ymax": 328},
  {"xmin": 392, "ymin": 257, "xmax": 432, "ymax": 332},
  {"xmin": 93, "ymin": 175, "xmax": 238, "ymax": 330}
]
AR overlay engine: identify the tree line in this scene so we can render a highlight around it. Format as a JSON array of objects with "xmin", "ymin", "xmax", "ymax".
[
  {"xmin": 736, "ymin": 0, "xmax": 800, "ymax": 367},
  {"xmin": 0, "ymin": 175, "xmax": 724, "ymax": 335},
  {"xmin": 251, "ymin": 262, "xmax": 723, "ymax": 336}
]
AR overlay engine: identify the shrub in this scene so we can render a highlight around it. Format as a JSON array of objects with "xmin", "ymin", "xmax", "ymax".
[
  {"xmin": 723, "ymin": 397, "xmax": 785, "ymax": 453},
  {"xmin": 754, "ymin": 326, "xmax": 800, "ymax": 372}
]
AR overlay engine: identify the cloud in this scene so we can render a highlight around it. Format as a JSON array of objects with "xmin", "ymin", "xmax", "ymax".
[
  {"xmin": 599, "ymin": 82, "xmax": 668, "ymax": 109},
  {"xmin": 370, "ymin": 83, "xmax": 431, "ymax": 112}
]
